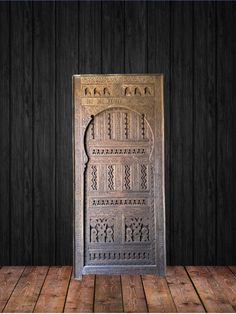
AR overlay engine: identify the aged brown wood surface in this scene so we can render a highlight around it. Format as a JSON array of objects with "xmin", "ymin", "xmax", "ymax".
[
  {"xmin": 121, "ymin": 275, "xmax": 147, "ymax": 313},
  {"xmin": 0, "ymin": 266, "xmax": 24, "ymax": 311},
  {"xmin": 33, "ymin": 266, "xmax": 71, "ymax": 313},
  {"xmin": 186, "ymin": 266, "xmax": 234, "ymax": 313},
  {"xmin": 94, "ymin": 275, "xmax": 123, "ymax": 312},
  {"xmin": 3, "ymin": 266, "xmax": 48, "ymax": 313},
  {"xmin": 142, "ymin": 274, "xmax": 176, "ymax": 313},
  {"xmin": 166, "ymin": 266, "xmax": 205, "ymax": 313},
  {"xmin": 73, "ymin": 74, "xmax": 165, "ymax": 277},
  {"xmin": 64, "ymin": 275, "xmax": 95, "ymax": 313},
  {"xmin": 1, "ymin": 266, "xmax": 236, "ymax": 312}
]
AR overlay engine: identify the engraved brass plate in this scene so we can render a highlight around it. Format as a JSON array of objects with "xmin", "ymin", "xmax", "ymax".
[{"xmin": 73, "ymin": 74, "xmax": 165, "ymax": 277}]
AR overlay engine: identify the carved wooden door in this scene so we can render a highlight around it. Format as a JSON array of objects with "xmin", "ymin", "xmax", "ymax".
[{"xmin": 73, "ymin": 74, "xmax": 165, "ymax": 278}]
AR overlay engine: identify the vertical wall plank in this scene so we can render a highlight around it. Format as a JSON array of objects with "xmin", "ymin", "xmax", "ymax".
[
  {"xmin": 124, "ymin": 1, "xmax": 147, "ymax": 73},
  {"xmin": 78, "ymin": 1, "xmax": 101, "ymax": 73},
  {"xmin": 193, "ymin": 3, "xmax": 216, "ymax": 264},
  {"xmin": 217, "ymin": 3, "xmax": 236, "ymax": 264},
  {"xmin": 101, "ymin": 1, "xmax": 124, "ymax": 73},
  {"xmin": 33, "ymin": 2, "xmax": 56, "ymax": 264},
  {"xmin": 147, "ymin": 2, "xmax": 171, "ymax": 264},
  {"xmin": 0, "ymin": 3, "xmax": 10, "ymax": 265},
  {"xmin": 55, "ymin": 2, "xmax": 78, "ymax": 265},
  {"xmin": 10, "ymin": 2, "xmax": 33, "ymax": 265},
  {"xmin": 170, "ymin": 3, "xmax": 194, "ymax": 264}
]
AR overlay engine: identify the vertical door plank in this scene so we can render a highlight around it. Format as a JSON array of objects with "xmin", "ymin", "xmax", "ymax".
[
  {"xmin": 208, "ymin": 266, "xmax": 236, "ymax": 311},
  {"xmin": 33, "ymin": 2, "xmax": 56, "ymax": 265},
  {"xmin": 170, "ymin": 2, "xmax": 194, "ymax": 265},
  {"xmin": 10, "ymin": 1, "xmax": 33, "ymax": 265},
  {"xmin": 124, "ymin": 1, "xmax": 147, "ymax": 73},
  {"xmin": 3, "ymin": 266, "xmax": 48, "ymax": 313},
  {"xmin": 216, "ymin": 3, "xmax": 236, "ymax": 265},
  {"xmin": 94, "ymin": 275, "xmax": 123, "ymax": 313},
  {"xmin": 166, "ymin": 266, "xmax": 205, "ymax": 312},
  {"xmin": 187, "ymin": 266, "xmax": 234, "ymax": 312},
  {"xmin": 121, "ymin": 275, "xmax": 147, "ymax": 313},
  {"xmin": 147, "ymin": 2, "xmax": 171, "ymax": 264},
  {"xmin": 193, "ymin": 2, "xmax": 216, "ymax": 265},
  {"xmin": 34, "ymin": 266, "xmax": 72, "ymax": 313},
  {"xmin": 0, "ymin": 267, "xmax": 25, "ymax": 312},
  {"xmin": 142, "ymin": 274, "xmax": 176, "ymax": 313},
  {"xmin": 79, "ymin": 1, "xmax": 102, "ymax": 73},
  {"xmin": 55, "ymin": 1, "xmax": 78, "ymax": 266},
  {"xmin": 64, "ymin": 275, "xmax": 95, "ymax": 313},
  {"xmin": 101, "ymin": 1, "xmax": 125, "ymax": 73},
  {"xmin": 0, "ymin": 2, "xmax": 10, "ymax": 265}
]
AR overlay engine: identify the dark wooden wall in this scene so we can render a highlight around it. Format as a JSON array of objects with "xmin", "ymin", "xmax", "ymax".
[{"xmin": 0, "ymin": 1, "xmax": 236, "ymax": 266}]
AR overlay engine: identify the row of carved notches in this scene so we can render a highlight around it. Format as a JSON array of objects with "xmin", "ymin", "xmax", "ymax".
[{"xmin": 89, "ymin": 251, "xmax": 150, "ymax": 260}]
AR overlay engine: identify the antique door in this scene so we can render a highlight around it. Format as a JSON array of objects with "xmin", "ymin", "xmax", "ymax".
[{"xmin": 73, "ymin": 74, "xmax": 165, "ymax": 278}]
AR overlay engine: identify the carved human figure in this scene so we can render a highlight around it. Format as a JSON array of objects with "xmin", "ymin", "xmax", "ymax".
[
  {"xmin": 126, "ymin": 227, "xmax": 133, "ymax": 242},
  {"xmin": 141, "ymin": 226, "xmax": 149, "ymax": 242},
  {"xmin": 144, "ymin": 86, "xmax": 152, "ymax": 95},
  {"xmin": 106, "ymin": 227, "xmax": 113, "ymax": 242},
  {"xmin": 91, "ymin": 228, "xmax": 97, "ymax": 242}
]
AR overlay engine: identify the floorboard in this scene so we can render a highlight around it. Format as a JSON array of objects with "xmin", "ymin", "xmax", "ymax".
[
  {"xmin": 3, "ymin": 266, "xmax": 48, "ymax": 313},
  {"xmin": 166, "ymin": 266, "xmax": 205, "ymax": 312},
  {"xmin": 186, "ymin": 266, "xmax": 234, "ymax": 312},
  {"xmin": 142, "ymin": 274, "xmax": 176, "ymax": 312},
  {"xmin": 33, "ymin": 266, "xmax": 72, "ymax": 313},
  {"xmin": 121, "ymin": 275, "xmax": 147, "ymax": 313},
  {"xmin": 1, "ymin": 266, "xmax": 236, "ymax": 313},
  {"xmin": 0, "ymin": 266, "xmax": 25, "ymax": 312}
]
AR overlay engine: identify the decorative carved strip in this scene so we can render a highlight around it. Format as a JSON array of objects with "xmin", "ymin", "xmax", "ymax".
[
  {"xmin": 124, "ymin": 112, "xmax": 128, "ymax": 139},
  {"xmin": 107, "ymin": 165, "xmax": 114, "ymax": 190},
  {"xmin": 140, "ymin": 164, "xmax": 147, "ymax": 190},
  {"xmin": 125, "ymin": 217, "xmax": 149, "ymax": 242},
  {"xmin": 107, "ymin": 113, "xmax": 111, "ymax": 139},
  {"xmin": 91, "ymin": 121, "xmax": 95, "ymax": 139},
  {"xmin": 89, "ymin": 251, "xmax": 150, "ymax": 260},
  {"xmin": 91, "ymin": 148, "xmax": 146, "ymax": 155},
  {"xmin": 90, "ymin": 218, "xmax": 114, "ymax": 243},
  {"xmin": 124, "ymin": 165, "xmax": 131, "ymax": 190},
  {"xmin": 91, "ymin": 165, "xmax": 97, "ymax": 190},
  {"xmin": 91, "ymin": 198, "xmax": 146, "ymax": 206},
  {"xmin": 141, "ymin": 114, "xmax": 145, "ymax": 139}
]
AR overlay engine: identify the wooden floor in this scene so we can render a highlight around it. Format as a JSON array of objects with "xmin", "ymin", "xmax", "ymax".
[{"xmin": 0, "ymin": 266, "xmax": 236, "ymax": 312}]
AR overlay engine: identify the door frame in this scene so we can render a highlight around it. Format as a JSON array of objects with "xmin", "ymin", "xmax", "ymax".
[{"xmin": 73, "ymin": 74, "xmax": 165, "ymax": 278}]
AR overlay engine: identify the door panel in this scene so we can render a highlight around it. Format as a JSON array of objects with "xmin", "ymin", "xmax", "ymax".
[{"xmin": 73, "ymin": 74, "xmax": 165, "ymax": 277}]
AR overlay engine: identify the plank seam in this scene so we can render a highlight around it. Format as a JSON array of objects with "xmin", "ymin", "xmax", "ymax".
[
  {"xmin": 62, "ymin": 267, "xmax": 73, "ymax": 313},
  {"xmin": 93, "ymin": 275, "xmax": 97, "ymax": 313},
  {"xmin": 140, "ymin": 275, "xmax": 149, "ymax": 313},
  {"xmin": 184, "ymin": 266, "xmax": 207, "ymax": 313},
  {"xmin": 164, "ymin": 273, "xmax": 177, "ymax": 312},
  {"xmin": 32, "ymin": 266, "xmax": 50, "ymax": 313},
  {"xmin": 1, "ymin": 266, "xmax": 26, "ymax": 312}
]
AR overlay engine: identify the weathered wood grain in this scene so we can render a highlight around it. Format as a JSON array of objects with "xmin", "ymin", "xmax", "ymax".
[
  {"xmin": 142, "ymin": 274, "xmax": 176, "ymax": 313},
  {"xmin": 94, "ymin": 275, "xmax": 123, "ymax": 313},
  {"xmin": 208, "ymin": 266, "xmax": 236, "ymax": 311},
  {"xmin": 170, "ymin": 2, "xmax": 194, "ymax": 265},
  {"xmin": 193, "ymin": 1, "xmax": 216, "ymax": 265},
  {"xmin": 10, "ymin": 1, "xmax": 33, "ymax": 265},
  {"xmin": 64, "ymin": 275, "xmax": 95, "ymax": 313},
  {"xmin": 121, "ymin": 275, "xmax": 147, "ymax": 313},
  {"xmin": 0, "ymin": 2, "xmax": 10, "ymax": 265},
  {"xmin": 55, "ymin": 1, "xmax": 78, "ymax": 266},
  {"xmin": 3, "ymin": 266, "xmax": 48, "ymax": 313},
  {"xmin": 34, "ymin": 266, "xmax": 72, "ymax": 313},
  {"xmin": 166, "ymin": 266, "xmax": 205, "ymax": 312},
  {"xmin": 33, "ymin": 2, "xmax": 56, "ymax": 265},
  {"xmin": 0, "ymin": 267, "xmax": 24, "ymax": 312},
  {"xmin": 187, "ymin": 266, "xmax": 234, "ymax": 312}
]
